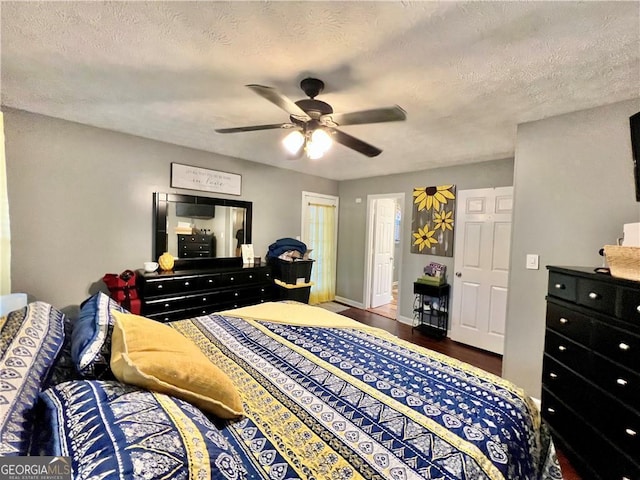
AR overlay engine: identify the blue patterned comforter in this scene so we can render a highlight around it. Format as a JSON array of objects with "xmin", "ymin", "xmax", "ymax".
[{"xmin": 172, "ymin": 310, "xmax": 562, "ymax": 480}]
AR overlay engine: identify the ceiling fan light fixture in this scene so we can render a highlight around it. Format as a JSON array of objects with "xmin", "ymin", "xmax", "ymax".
[
  {"xmin": 306, "ymin": 128, "xmax": 333, "ymax": 159},
  {"xmin": 282, "ymin": 130, "xmax": 305, "ymax": 154},
  {"xmin": 305, "ymin": 142, "xmax": 325, "ymax": 160},
  {"xmin": 310, "ymin": 128, "xmax": 332, "ymax": 153}
]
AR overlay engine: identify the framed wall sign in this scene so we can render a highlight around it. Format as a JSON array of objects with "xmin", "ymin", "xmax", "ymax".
[{"xmin": 170, "ymin": 163, "xmax": 242, "ymax": 196}]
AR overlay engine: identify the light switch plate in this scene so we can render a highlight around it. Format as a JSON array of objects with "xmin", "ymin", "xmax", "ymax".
[{"xmin": 526, "ymin": 254, "xmax": 539, "ymax": 270}]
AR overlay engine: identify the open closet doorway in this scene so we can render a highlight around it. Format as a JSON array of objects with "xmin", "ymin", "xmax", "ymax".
[{"xmin": 364, "ymin": 193, "xmax": 404, "ymax": 319}]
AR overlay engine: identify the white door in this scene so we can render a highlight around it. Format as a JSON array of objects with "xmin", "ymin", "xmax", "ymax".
[
  {"xmin": 450, "ymin": 187, "xmax": 513, "ymax": 354},
  {"xmin": 371, "ymin": 198, "xmax": 395, "ymax": 308}
]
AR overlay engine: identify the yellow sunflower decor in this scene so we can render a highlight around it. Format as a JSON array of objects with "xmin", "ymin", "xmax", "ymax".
[{"xmin": 411, "ymin": 185, "xmax": 456, "ymax": 256}]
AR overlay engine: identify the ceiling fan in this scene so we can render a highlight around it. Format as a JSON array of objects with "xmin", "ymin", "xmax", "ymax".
[{"xmin": 215, "ymin": 78, "xmax": 407, "ymax": 159}]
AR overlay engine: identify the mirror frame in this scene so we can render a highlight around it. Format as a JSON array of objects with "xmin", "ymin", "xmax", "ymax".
[{"xmin": 153, "ymin": 192, "xmax": 252, "ymax": 269}]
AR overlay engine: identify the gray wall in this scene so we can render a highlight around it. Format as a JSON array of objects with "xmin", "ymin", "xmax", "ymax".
[
  {"xmin": 503, "ymin": 98, "xmax": 640, "ymax": 397},
  {"xmin": 336, "ymin": 159, "xmax": 515, "ymax": 319},
  {"xmin": 4, "ymin": 109, "xmax": 337, "ymax": 313}
]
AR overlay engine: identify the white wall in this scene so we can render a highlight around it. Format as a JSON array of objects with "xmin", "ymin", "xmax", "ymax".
[
  {"xmin": 4, "ymin": 109, "xmax": 337, "ymax": 313},
  {"xmin": 503, "ymin": 98, "xmax": 640, "ymax": 397}
]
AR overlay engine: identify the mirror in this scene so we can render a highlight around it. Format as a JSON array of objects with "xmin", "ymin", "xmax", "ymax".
[{"xmin": 153, "ymin": 192, "xmax": 252, "ymax": 268}]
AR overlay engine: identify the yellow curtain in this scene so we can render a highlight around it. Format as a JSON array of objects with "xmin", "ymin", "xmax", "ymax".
[
  {"xmin": 0, "ymin": 112, "xmax": 10, "ymax": 294},
  {"xmin": 308, "ymin": 203, "xmax": 336, "ymax": 305}
]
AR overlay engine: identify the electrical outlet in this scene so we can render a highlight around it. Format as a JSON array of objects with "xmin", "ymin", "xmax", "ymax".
[{"xmin": 526, "ymin": 254, "xmax": 539, "ymax": 270}]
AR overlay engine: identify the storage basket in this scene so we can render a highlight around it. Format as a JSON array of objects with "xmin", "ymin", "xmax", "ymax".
[
  {"xmin": 274, "ymin": 283, "xmax": 312, "ymax": 303},
  {"xmin": 604, "ymin": 245, "xmax": 640, "ymax": 282},
  {"xmin": 416, "ymin": 275, "xmax": 445, "ymax": 286},
  {"xmin": 268, "ymin": 258, "xmax": 314, "ymax": 284}
]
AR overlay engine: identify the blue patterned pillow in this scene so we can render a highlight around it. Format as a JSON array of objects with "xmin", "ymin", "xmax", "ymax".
[
  {"xmin": 0, "ymin": 301, "xmax": 66, "ymax": 455},
  {"xmin": 40, "ymin": 380, "xmax": 247, "ymax": 480},
  {"xmin": 71, "ymin": 292, "xmax": 129, "ymax": 378}
]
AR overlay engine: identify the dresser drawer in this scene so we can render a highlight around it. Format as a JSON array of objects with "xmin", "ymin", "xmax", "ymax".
[
  {"xmin": 180, "ymin": 242, "xmax": 211, "ymax": 252},
  {"xmin": 544, "ymin": 330, "xmax": 591, "ymax": 376},
  {"xmin": 592, "ymin": 321, "xmax": 640, "ymax": 372},
  {"xmin": 541, "ymin": 389, "xmax": 592, "ymax": 470},
  {"xmin": 143, "ymin": 291, "xmax": 225, "ymax": 315},
  {"xmin": 542, "ymin": 355, "xmax": 591, "ymax": 417},
  {"xmin": 620, "ymin": 286, "xmax": 640, "ymax": 327},
  {"xmin": 542, "ymin": 388, "xmax": 640, "ymax": 480},
  {"xmin": 179, "ymin": 250, "xmax": 211, "ymax": 258},
  {"xmin": 218, "ymin": 269, "xmax": 269, "ymax": 286},
  {"xmin": 588, "ymin": 387, "xmax": 640, "ymax": 461},
  {"xmin": 548, "ymin": 272, "xmax": 577, "ymax": 302},
  {"xmin": 147, "ymin": 304, "xmax": 220, "ymax": 322},
  {"xmin": 592, "ymin": 352, "xmax": 640, "ymax": 410},
  {"xmin": 178, "ymin": 235, "xmax": 211, "ymax": 243},
  {"xmin": 142, "ymin": 275, "xmax": 200, "ymax": 296},
  {"xmin": 576, "ymin": 277, "xmax": 617, "ymax": 315},
  {"xmin": 546, "ymin": 302, "xmax": 591, "ymax": 346},
  {"xmin": 240, "ymin": 284, "xmax": 273, "ymax": 302}
]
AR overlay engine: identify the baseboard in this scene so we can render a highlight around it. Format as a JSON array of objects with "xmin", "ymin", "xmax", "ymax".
[
  {"xmin": 334, "ymin": 296, "xmax": 364, "ymax": 309},
  {"xmin": 397, "ymin": 314, "xmax": 414, "ymax": 326}
]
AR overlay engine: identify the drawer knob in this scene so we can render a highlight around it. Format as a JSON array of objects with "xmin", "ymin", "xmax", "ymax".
[
  {"xmin": 558, "ymin": 345, "xmax": 567, "ymax": 351},
  {"xmin": 164, "ymin": 303, "xmax": 169, "ymax": 308},
  {"xmin": 617, "ymin": 378, "xmax": 628, "ymax": 386},
  {"xmin": 234, "ymin": 292, "xmax": 239, "ymax": 297},
  {"xmin": 547, "ymin": 408, "xmax": 556, "ymax": 414},
  {"xmin": 230, "ymin": 277, "xmax": 235, "ymax": 281},
  {"xmin": 208, "ymin": 279, "xmax": 213, "ymax": 283},
  {"xmin": 202, "ymin": 297, "xmax": 207, "ymax": 302},
  {"xmin": 157, "ymin": 285, "xmax": 163, "ymax": 289},
  {"xmin": 554, "ymin": 283, "xmax": 565, "ymax": 290},
  {"xmin": 549, "ymin": 372, "xmax": 558, "ymax": 379},
  {"xmin": 559, "ymin": 318, "xmax": 568, "ymax": 324},
  {"xmin": 636, "ymin": 305, "xmax": 640, "ymax": 314},
  {"xmin": 202, "ymin": 310, "xmax": 206, "ymax": 314},
  {"xmin": 588, "ymin": 292, "xmax": 599, "ymax": 300},
  {"xmin": 619, "ymin": 342, "xmax": 630, "ymax": 351},
  {"xmin": 184, "ymin": 281, "xmax": 190, "ymax": 286},
  {"xmin": 625, "ymin": 428, "xmax": 636, "ymax": 437}
]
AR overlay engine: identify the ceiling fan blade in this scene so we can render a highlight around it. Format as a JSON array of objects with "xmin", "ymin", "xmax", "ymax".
[
  {"xmin": 321, "ymin": 105, "xmax": 406, "ymax": 127},
  {"xmin": 328, "ymin": 128, "xmax": 382, "ymax": 157},
  {"xmin": 246, "ymin": 84, "xmax": 311, "ymax": 121},
  {"xmin": 215, "ymin": 123, "xmax": 292, "ymax": 134}
]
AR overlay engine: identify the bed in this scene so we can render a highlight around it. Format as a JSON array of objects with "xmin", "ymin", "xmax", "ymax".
[{"xmin": 1, "ymin": 293, "xmax": 563, "ymax": 479}]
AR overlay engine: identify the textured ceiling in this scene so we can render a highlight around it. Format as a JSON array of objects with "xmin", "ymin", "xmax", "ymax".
[{"xmin": 1, "ymin": 1, "xmax": 639, "ymax": 181}]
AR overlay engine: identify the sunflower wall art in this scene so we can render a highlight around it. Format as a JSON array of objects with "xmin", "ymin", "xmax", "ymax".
[{"xmin": 411, "ymin": 185, "xmax": 456, "ymax": 256}]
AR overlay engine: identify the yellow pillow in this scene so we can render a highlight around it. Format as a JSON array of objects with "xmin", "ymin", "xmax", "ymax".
[{"xmin": 110, "ymin": 311, "xmax": 244, "ymax": 419}]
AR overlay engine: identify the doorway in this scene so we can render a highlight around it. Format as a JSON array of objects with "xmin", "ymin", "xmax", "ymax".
[
  {"xmin": 364, "ymin": 193, "xmax": 404, "ymax": 319},
  {"xmin": 301, "ymin": 191, "xmax": 339, "ymax": 305}
]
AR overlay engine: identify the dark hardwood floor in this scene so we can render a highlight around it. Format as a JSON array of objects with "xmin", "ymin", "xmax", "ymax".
[{"xmin": 339, "ymin": 306, "xmax": 581, "ymax": 480}]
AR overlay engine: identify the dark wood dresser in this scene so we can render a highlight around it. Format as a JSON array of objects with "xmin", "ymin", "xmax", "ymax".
[
  {"xmin": 177, "ymin": 233, "xmax": 215, "ymax": 258},
  {"xmin": 543, "ymin": 266, "xmax": 640, "ymax": 480},
  {"xmin": 138, "ymin": 261, "xmax": 273, "ymax": 322}
]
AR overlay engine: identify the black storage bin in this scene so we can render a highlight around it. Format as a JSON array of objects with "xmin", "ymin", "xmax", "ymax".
[
  {"xmin": 275, "ymin": 284, "xmax": 311, "ymax": 304},
  {"xmin": 268, "ymin": 258, "xmax": 314, "ymax": 284}
]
